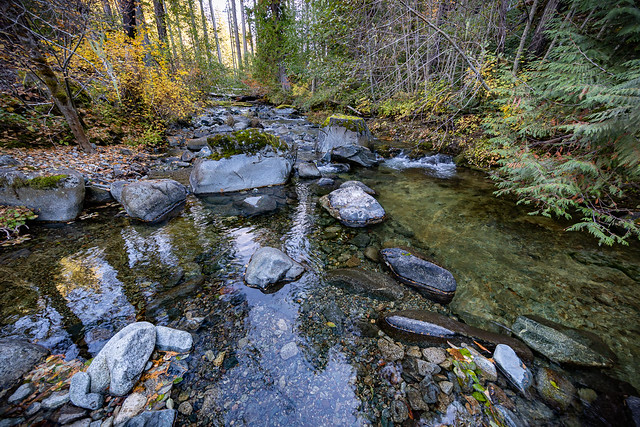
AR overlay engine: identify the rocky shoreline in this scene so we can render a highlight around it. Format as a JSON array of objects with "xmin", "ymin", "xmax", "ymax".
[{"xmin": 0, "ymin": 101, "xmax": 639, "ymax": 426}]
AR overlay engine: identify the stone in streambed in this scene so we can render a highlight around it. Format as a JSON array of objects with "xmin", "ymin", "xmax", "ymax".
[
  {"xmin": 244, "ymin": 247, "xmax": 304, "ymax": 290},
  {"xmin": 155, "ymin": 326, "xmax": 193, "ymax": 353},
  {"xmin": 240, "ymin": 195, "xmax": 278, "ymax": 216},
  {"xmin": 296, "ymin": 162, "xmax": 321, "ymax": 179},
  {"xmin": 493, "ymin": 344, "xmax": 533, "ymax": 395},
  {"xmin": 42, "ymin": 391, "xmax": 70, "ymax": 409},
  {"xmin": 512, "ymin": 315, "xmax": 614, "ymax": 367},
  {"xmin": 120, "ymin": 179, "xmax": 186, "ymax": 223},
  {"xmin": 535, "ymin": 367, "xmax": 576, "ymax": 410},
  {"xmin": 114, "ymin": 393, "xmax": 147, "ymax": 426},
  {"xmin": 380, "ymin": 247, "xmax": 456, "ymax": 304},
  {"xmin": 331, "ymin": 145, "xmax": 379, "ymax": 168},
  {"xmin": 320, "ymin": 185, "xmax": 385, "ymax": 227},
  {"xmin": 340, "ymin": 180, "xmax": 376, "ymax": 195},
  {"xmin": 0, "ymin": 339, "xmax": 48, "ymax": 390},
  {"xmin": 377, "ymin": 338, "xmax": 404, "ymax": 361},
  {"xmin": 8, "ymin": 383, "xmax": 35, "ymax": 404},
  {"xmin": 325, "ymin": 268, "xmax": 405, "ymax": 300},
  {"xmin": 86, "ymin": 322, "xmax": 156, "ymax": 396},
  {"xmin": 379, "ymin": 310, "xmax": 533, "ymax": 362},
  {"xmin": 122, "ymin": 409, "xmax": 176, "ymax": 427},
  {"xmin": 70, "ymin": 371, "xmax": 103, "ymax": 410}
]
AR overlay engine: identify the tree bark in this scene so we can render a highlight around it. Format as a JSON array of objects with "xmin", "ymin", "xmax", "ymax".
[
  {"xmin": 152, "ymin": 0, "xmax": 167, "ymax": 44},
  {"xmin": 240, "ymin": 0, "xmax": 249, "ymax": 62},
  {"xmin": 208, "ymin": 0, "xmax": 223, "ymax": 64},
  {"xmin": 529, "ymin": 0, "xmax": 558, "ymax": 55},
  {"xmin": 497, "ymin": 0, "xmax": 507, "ymax": 54},
  {"xmin": 186, "ymin": 0, "xmax": 202, "ymax": 64},
  {"xmin": 121, "ymin": 0, "xmax": 136, "ymax": 38},
  {"xmin": 513, "ymin": 0, "xmax": 539, "ymax": 74},
  {"xmin": 230, "ymin": 0, "xmax": 243, "ymax": 67},
  {"xmin": 197, "ymin": 0, "xmax": 213, "ymax": 65}
]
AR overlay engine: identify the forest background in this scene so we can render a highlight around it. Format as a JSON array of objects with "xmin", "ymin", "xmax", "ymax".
[{"xmin": 0, "ymin": 0, "xmax": 639, "ymax": 245}]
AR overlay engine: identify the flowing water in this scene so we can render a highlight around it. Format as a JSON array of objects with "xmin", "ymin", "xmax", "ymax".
[{"xmin": 1, "ymin": 107, "xmax": 639, "ymax": 425}]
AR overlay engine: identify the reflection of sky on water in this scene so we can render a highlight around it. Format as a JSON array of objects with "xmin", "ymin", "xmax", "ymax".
[
  {"xmin": 3, "ymin": 296, "xmax": 70, "ymax": 352},
  {"xmin": 122, "ymin": 227, "xmax": 179, "ymax": 269},
  {"xmin": 56, "ymin": 247, "xmax": 135, "ymax": 354}
]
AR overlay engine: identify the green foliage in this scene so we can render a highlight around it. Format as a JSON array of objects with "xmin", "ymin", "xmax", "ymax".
[
  {"xmin": 0, "ymin": 205, "xmax": 37, "ymax": 240},
  {"xmin": 23, "ymin": 174, "xmax": 67, "ymax": 189}
]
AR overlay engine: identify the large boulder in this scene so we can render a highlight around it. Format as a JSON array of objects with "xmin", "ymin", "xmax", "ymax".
[
  {"xmin": 296, "ymin": 162, "xmax": 321, "ymax": 179},
  {"xmin": 316, "ymin": 114, "xmax": 373, "ymax": 155},
  {"xmin": 325, "ymin": 268, "xmax": 405, "ymax": 300},
  {"xmin": 331, "ymin": 145, "xmax": 379, "ymax": 168},
  {"xmin": 120, "ymin": 179, "xmax": 187, "ymax": 223},
  {"xmin": 380, "ymin": 248, "xmax": 457, "ymax": 304},
  {"xmin": 511, "ymin": 315, "xmax": 614, "ymax": 367},
  {"xmin": 0, "ymin": 339, "xmax": 48, "ymax": 389},
  {"xmin": 86, "ymin": 322, "xmax": 156, "ymax": 396},
  {"xmin": 244, "ymin": 247, "xmax": 305, "ymax": 291},
  {"xmin": 320, "ymin": 184, "xmax": 386, "ymax": 227},
  {"xmin": 379, "ymin": 310, "xmax": 533, "ymax": 362},
  {"xmin": 190, "ymin": 130, "xmax": 294, "ymax": 194},
  {"xmin": 0, "ymin": 168, "xmax": 84, "ymax": 221}
]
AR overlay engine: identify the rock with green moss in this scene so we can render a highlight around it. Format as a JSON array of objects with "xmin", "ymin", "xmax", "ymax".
[
  {"xmin": 317, "ymin": 114, "xmax": 373, "ymax": 155},
  {"xmin": 0, "ymin": 168, "xmax": 85, "ymax": 221},
  {"xmin": 190, "ymin": 130, "xmax": 294, "ymax": 194}
]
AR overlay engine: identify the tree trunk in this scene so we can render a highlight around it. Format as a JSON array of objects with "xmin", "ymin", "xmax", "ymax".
[
  {"xmin": 152, "ymin": 0, "xmax": 167, "ymax": 44},
  {"xmin": 228, "ymin": 1, "xmax": 237, "ymax": 70},
  {"xmin": 230, "ymin": 0, "xmax": 243, "ymax": 67},
  {"xmin": 240, "ymin": 0, "xmax": 249, "ymax": 62},
  {"xmin": 102, "ymin": 0, "xmax": 114, "ymax": 20},
  {"xmin": 197, "ymin": 0, "xmax": 213, "ymax": 65},
  {"xmin": 163, "ymin": 0, "xmax": 178, "ymax": 61},
  {"xmin": 208, "ymin": 0, "xmax": 223, "ymax": 64},
  {"xmin": 513, "ymin": 0, "xmax": 539, "ymax": 74},
  {"xmin": 121, "ymin": 0, "xmax": 136, "ymax": 38},
  {"xmin": 497, "ymin": 0, "xmax": 507, "ymax": 54},
  {"xmin": 186, "ymin": 0, "xmax": 202, "ymax": 64},
  {"xmin": 529, "ymin": 0, "xmax": 558, "ymax": 55}
]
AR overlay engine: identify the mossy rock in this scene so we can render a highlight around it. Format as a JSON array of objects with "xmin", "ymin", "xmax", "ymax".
[
  {"xmin": 323, "ymin": 114, "xmax": 369, "ymax": 134},
  {"xmin": 206, "ymin": 129, "xmax": 288, "ymax": 161},
  {"xmin": 275, "ymin": 104, "xmax": 294, "ymax": 109},
  {"xmin": 0, "ymin": 174, "xmax": 68, "ymax": 190}
]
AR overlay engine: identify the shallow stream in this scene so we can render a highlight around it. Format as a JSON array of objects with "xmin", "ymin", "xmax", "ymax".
[{"xmin": 1, "ymin": 106, "xmax": 639, "ymax": 425}]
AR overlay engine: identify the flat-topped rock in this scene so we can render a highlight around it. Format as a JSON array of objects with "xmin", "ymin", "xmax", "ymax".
[
  {"xmin": 120, "ymin": 179, "xmax": 187, "ymax": 223},
  {"xmin": 325, "ymin": 268, "xmax": 405, "ymax": 300},
  {"xmin": 244, "ymin": 247, "xmax": 305, "ymax": 291},
  {"xmin": 340, "ymin": 180, "xmax": 375, "ymax": 195},
  {"xmin": 512, "ymin": 315, "xmax": 614, "ymax": 367},
  {"xmin": 0, "ymin": 339, "xmax": 48, "ymax": 389},
  {"xmin": 379, "ymin": 310, "xmax": 533, "ymax": 362},
  {"xmin": 320, "ymin": 185, "xmax": 385, "ymax": 227},
  {"xmin": 380, "ymin": 248, "xmax": 456, "ymax": 304},
  {"xmin": 296, "ymin": 162, "xmax": 321, "ymax": 179},
  {"xmin": 316, "ymin": 114, "xmax": 373, "ymax": 155}
]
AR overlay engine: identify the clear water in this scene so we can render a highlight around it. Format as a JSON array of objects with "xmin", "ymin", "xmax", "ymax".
[{"xmin": 1, "ymin": 116, "xmax": 639, "ymax": 424}]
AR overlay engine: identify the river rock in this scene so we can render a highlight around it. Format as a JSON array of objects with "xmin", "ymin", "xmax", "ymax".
[
  {"xmin": 627, "ymin": 396, "xmax": 640, "ymax": 426},
  {"xmin": 244, "ymin": 247, "xmax": 304, "ymax": 290},
  {"xmin": 379, "ymin": 310, "xmax": 533, "ymax": 361},
  {"xmin": 493, "ymin": 344, "xmax": 533, "ymax": 395},
  {"xmin": 331, "ymin": 145, "xmax": 379, "ymax": 168},
  {"xmin": 42, "ymin": 391, "xmax": 70, "ymax": 409},
  {"xmin": 113, "ymin": 393, "xmax": 147, "ymax": 425},
  {"xmin": 462, "ymin": 344, "xmax": 497, "ymax": 382},
  {"xmin": 0, "ymin": 155, "xmax": 21, "ymax": 167},
  {"xmin": 109, "ymin": 181, "xmax": 129, "ymax": 203},
  {"xmin": 240, "ymin": 195, "xmax": 278, "ymax": 216},
  {"xmin": 325, "ymin": 268, "xmax": 405, "ymax": 300},
  {"xmin": 0, "ymin": 168, "xmax": 84, "ymax": 221},
  {"xmin": 86, "ymin": 322, "xmax": 156, "ymax": 396},
  {"xmin": 377, "ymin": 338, "xmax": 404, "ymax": 361},
  {"xmin": 190, "ymin": 131, "xmax": 293, "ymax": 194},
  {"xmin": 69, "ymin": 371, "xmax": 104, "ymax": 410},
  {"xmin": 535, "ymin": 367, "xmax": 576, "ymax": 410},
  {"xmin": 340, "ymin": 180, "xmax": 375, "ymax": 195},
  {"xmin": 512, "ymin": 315, "xmax": 614, "ymax": 367},
  {"xmin": 0, "ymin": 339, "xmax": 48, "ymax": 389},
  {"xmin": 380, "ymin": 248, "xmax": 456, "ymax": 304},
  {"xmin": 122, "ymin": 409, "xmax": 176, "ymax": 427},
  {"xmin": 8, "ymin": 383, "xmax": 35, "ymax": 404},
  {"xmin": 85, "ymin": 184, "xmax": 113, "ymax": 205},
  {"xmin": 120, "ymin": 179, "xmax": 187, "ymax": 223},
  {"xmin": 296, "ymin": 162, "xmax": 321, "ymax": 179},
  {"xmin": 155, "ymin": 326, "xmax": 193, "ymax": 353},
  {"xmin": 422, "ymin": 347, "xmax": 447, "ymax": 365},
  {"xmin": 186, "ymin": 136, "xmax": 209, "ymax": 151},
  {"xmin": 319, "ymin": 186, "xmax": 386, "ymax": 227},
  {"xmin": 316, "ymin": 115, "xmax": 373, "ymax": 155}
]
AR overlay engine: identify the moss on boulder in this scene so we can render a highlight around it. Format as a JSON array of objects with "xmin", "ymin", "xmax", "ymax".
[
  {"xmin": 323, "ymin": 114, "xmax": 369, "ymax": 134},
  {"xmin": 206, "ymin": 129, "xmax": 287, "ymax": 161}
]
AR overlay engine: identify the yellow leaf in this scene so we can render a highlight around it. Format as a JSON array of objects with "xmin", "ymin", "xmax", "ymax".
[
  {"xmin": 326, "ymin": 322, "xmax": 336, "ymax": 328},
  {"xmin": 213, "ymin": 351, "xmax": 226, "ymax": 367}
]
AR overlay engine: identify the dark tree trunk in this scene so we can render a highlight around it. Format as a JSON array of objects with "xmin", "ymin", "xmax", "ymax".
[
  {"xmin": 529, "ymin": 0, "xmax": 558, "ymax": 55},
  {"xmin": 497, "ymin": 0, "xmax": 508, "ymax": 54},
  {"xmin": 121, "ymin": 0, "xmax": 136, "ymax": 38},
  {"xmin": 152, "ymin": 0, "xmax": 167, "ymax": 44}
]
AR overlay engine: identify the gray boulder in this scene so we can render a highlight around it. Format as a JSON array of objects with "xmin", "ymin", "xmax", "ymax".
[
  {"xmin": 296, "ymin": 162, "xmax": 321, "ymax": 179},
  {"xmin": 0, "ymin": 169, "xmax": 84, "ymax": 221},
  {"xmin": 380, "ymin": 248, "xmax": 457, "ymax": 304},
  {"xmin": 244, "ymin": 247, "xmax": 305, "ymax": 290},
  {"xmin": 0, "ymin": 339, "xmax": 48, "ymax": 389},
  {"xmin": 123, "ymin": 409, "xmax": 176, "ymax": 427},
  {"xmin": 319, "ymin": 185, "xmax": 385, "ymax": 227},
  {"xmin": 493, "ymin": 344, "xmax": 533, "ymax": 395},
  {"xmin": 109, "ymin": 181, "xmax": 129, "ymax": 203},
  {"xmin": 186, "ymin": 136, "xmax": 209, "ymax": 151},
  {"xmin": 85, "ymin": 184, "xmax": 113, "ymax": 205},
  {"xmin": 190, "ymin": 152, "xmax": 293, "ymax": 194},
  {"xmin": 86, "ymin": 322, "xmax": 156, "ymax": 396},
  {"xmin": 8, "ymin": 383, "xmax": 35, "ymax": 404},
  {"xmin": 156, "ymin": 326, "xmax": 193, "ymax": 353},
  {"xmin": 316, "ymin": 115, "xmax": 372, "ymax": 155},
  {"xmin": 0, "ymin": 155, "xmax": 22, "ymax": 167},
  {"xmin": 240, "ymin": 195, "xmax": 278, "ymax": 216},
  {"xmin": 331, "ymin": 145, "xmax": 379, "ymax": 168},
  {"xmin": 340, "ymin": 180, "xmax": 375, "ymax": 195},
  {"xmin": 120, "ymin": 179, "xmax": 187, "ymax": 223},
  {"xmin": 325, "ymin": 268, "xmax": 405, "ymax": 300},
  {"xmin": 70, "ymin": 371, "xmax": 104, "ymax": 410},
  {"xmin": 512, "ymin": 315, "xmax": 614, "ymax": 367}
]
